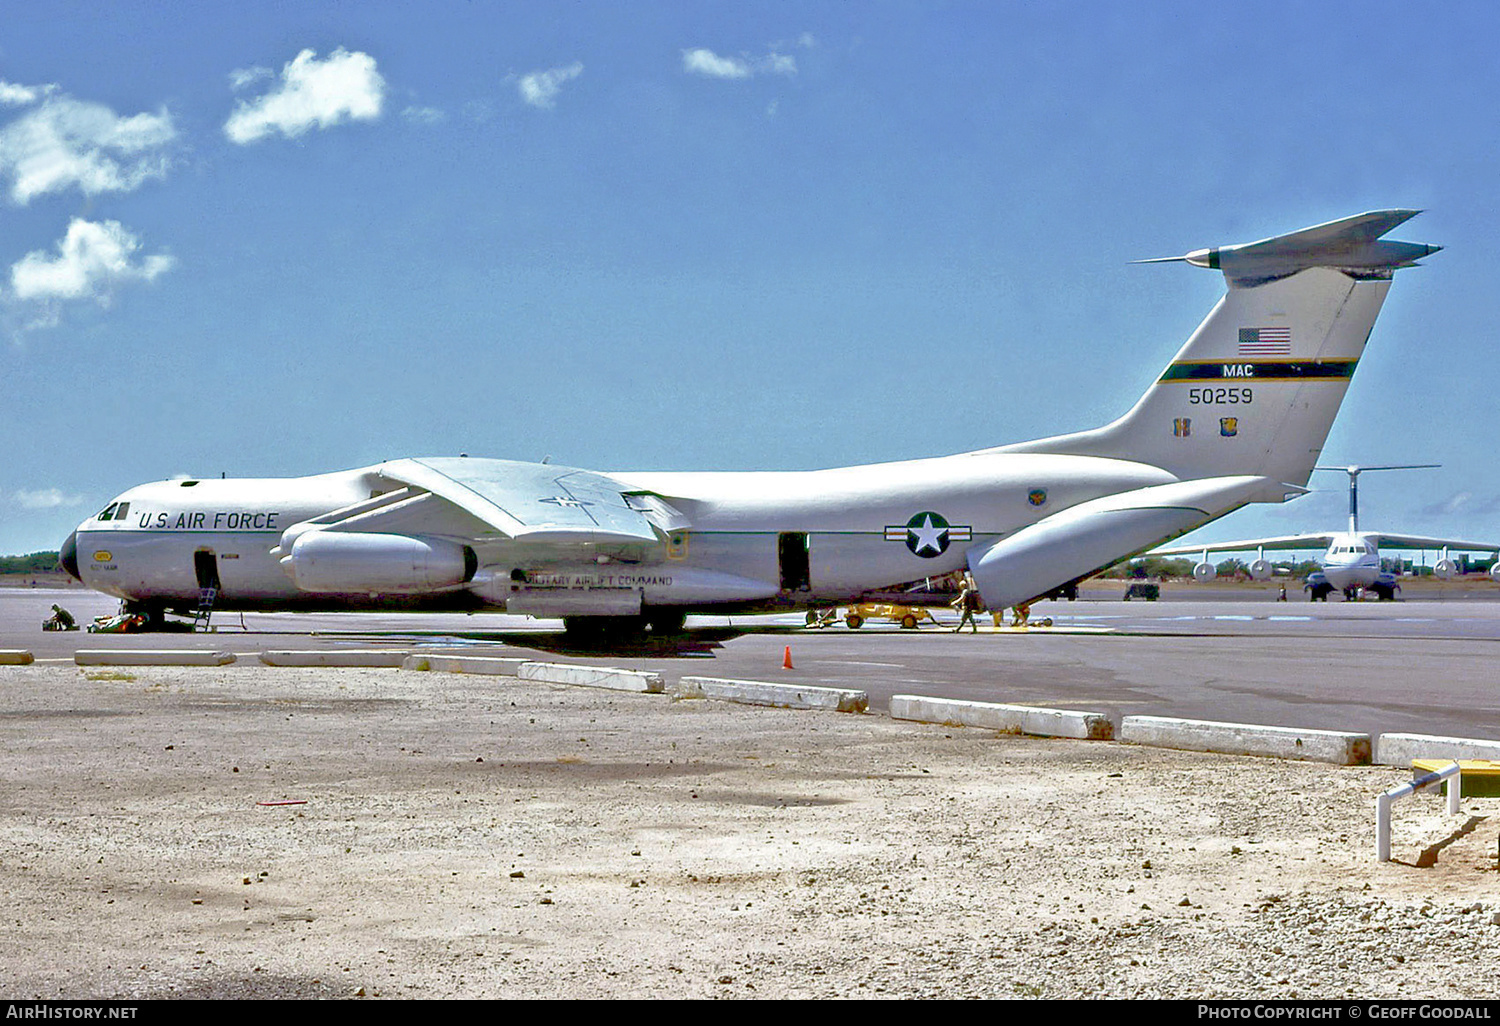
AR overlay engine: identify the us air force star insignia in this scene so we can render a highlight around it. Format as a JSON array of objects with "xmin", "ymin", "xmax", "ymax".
[
  {"xmin": 539, "ymin": 496, "xmax": 592, "ymax": 508},
  {"xmin": 883, "ymin": 511, "xmax": 973, "ymax": 558}
]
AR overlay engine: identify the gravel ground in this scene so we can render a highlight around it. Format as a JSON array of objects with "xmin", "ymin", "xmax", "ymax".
[{"xmin": 1, "ymin": 663, "xmax": 1496, "ymax": 1000}]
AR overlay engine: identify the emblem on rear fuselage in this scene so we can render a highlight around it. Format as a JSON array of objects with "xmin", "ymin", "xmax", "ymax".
[{"xmin": 884, "ymin": 512, "xmax": 972, "ymax": 558}]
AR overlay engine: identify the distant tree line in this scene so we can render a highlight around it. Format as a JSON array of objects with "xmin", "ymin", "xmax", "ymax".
[{"xmin": 0, "ymin": 551, "xmax": 61, "ymax": 574}]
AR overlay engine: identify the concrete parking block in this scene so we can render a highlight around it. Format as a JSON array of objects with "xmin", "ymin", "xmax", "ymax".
[
  {"xmin": 518, "ymin": 662, "xmax": 664, "ymax": 693},
  {"xmin": 674, "ymin": 676, "xmax": 868, "ymax": 712},
  {"xmin": 890, "ymin": 695, "xmax": 1113, "ymax": 739},
  {"xmin": 75, "ymin": 650, "xmax": 237, "ymax": 667},
  {"xmin": 1120, "ymin": 715, "xmax": 1370, "ymax": 765},
  {"xmin": 259, "ymin": 650, "xmax": 410, "ymax": 667},
  {"xmin": 402, "ymin": 654, "xmax": 527, "ymax": 676},
  {"xmin": 1376, "ymin": 732, "xmax": 1500, "ymax": 767}
]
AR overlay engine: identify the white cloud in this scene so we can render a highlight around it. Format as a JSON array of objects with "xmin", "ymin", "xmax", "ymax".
[
  {"xmin": 1418, "ymin": 491, "xmax": 1500, "ymax": 519},
  {"xmin": 0, "ymin": 80, "xmax": 54, "ymax": 106},
  {"xmin": 224, "ymin": 47, "xmax": 385, "ymax": 144},
  {"xmin": 770, "ymin": 33, "xmax": 817, "ymax": 51},
  {"xmin": 228, "ymin": 66, "xmax": 273, "ymax": 92},
  {"xmin": 11, "ymin": 488, "xmax": 85, "ymax": 510},
  {"xmin": 1420, "ymin": 492, "xmax": 1473, "ymax": 518},
  {"xmin": 0, "ymin": 94, "xmax": 175, "ymax": 204},
  {"xmin": 10, "ymin": 218, "xmax": 175, "ymax": 305},
  {"xmin": 518, "ymin": 62, "xmax": 584, "ymax": 110},
  {"xmin": 765, "ymin": 54, "xmax": 797, "ymax": 77},
  {"xmin": 683, "ymin": 49, "xmax": 753, "ymax": 80},
  {"xmin": 401, "ymin": 105, "xmax": 446, "ymax": 125},
  {"xmin": 682, "ymin": 47, "xmax": 799, "ymax": 80}
]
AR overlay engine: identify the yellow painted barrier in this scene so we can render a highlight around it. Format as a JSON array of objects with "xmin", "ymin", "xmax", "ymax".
[{"xmin": 1412, "ymin": 758, "xmax": 1500, "ymax": 798}]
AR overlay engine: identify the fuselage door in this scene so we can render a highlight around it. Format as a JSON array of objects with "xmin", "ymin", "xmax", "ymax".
[
  {"xmin": 778, "ymin": 532, "xmax": 811, "ymax": 592},
  {"xmin": 194, "ymin": 549, "xmax": 222, "ymax": 591}
]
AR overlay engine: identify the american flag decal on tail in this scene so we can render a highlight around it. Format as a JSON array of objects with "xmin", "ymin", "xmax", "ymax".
[{"xmin": 1238, "ymin": 326, "xmax": 1292, "ymax": 356}]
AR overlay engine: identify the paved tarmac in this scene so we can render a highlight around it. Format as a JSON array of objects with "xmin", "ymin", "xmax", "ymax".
[{"xmin": 7, "ymin": 584, "xmax": 1499, "ymax": 745}]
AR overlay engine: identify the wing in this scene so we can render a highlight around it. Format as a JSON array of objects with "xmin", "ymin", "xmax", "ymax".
[
  {"xmin": 1370, "ymin": 532, "xmax": 1500, "ymax": 553},
  {"xmin": 1150, "ymin": 533, "xmax": 1336, "ymax": 557},
  {"xmin": 276, "ymin": 457, "xmax": 689, "ymax": 553},
  {"xmin": 375, "ymin": 457, "xmax": 683, "ymax": 545}
]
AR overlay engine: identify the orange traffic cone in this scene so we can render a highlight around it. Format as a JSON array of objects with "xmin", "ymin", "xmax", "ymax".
[{"xmin": 783, "ymin": 645, "xmax": 794, "ymax": 670}]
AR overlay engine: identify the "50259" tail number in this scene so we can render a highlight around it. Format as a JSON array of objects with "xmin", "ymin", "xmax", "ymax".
[{"xmin": 1188, "ymin": 386, "xmax": 1253, "ymax": 405}]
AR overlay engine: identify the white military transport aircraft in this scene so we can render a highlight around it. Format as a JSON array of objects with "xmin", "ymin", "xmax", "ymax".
[
  {"xmin": 61, "ymin": 210, "xmax": 1441, "ymax": 635},
  {"xmin": 1150, "ymin": 464, "xmax": 1500, "ymax": 601}
]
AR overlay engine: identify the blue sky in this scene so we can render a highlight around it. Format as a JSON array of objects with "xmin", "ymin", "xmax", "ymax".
[{"xmin": 2, "ymin": 1, "xmax": 1497, "ymax": 555}]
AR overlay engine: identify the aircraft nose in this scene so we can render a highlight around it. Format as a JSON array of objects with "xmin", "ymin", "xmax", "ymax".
[{"xmin": 59, "ymin": 530, "xmax": 81, "ymax": 582}]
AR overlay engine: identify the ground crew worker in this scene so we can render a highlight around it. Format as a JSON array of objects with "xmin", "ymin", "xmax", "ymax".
[
  {"xmin": 951, "ymin": 578, "xmax": 982, "ymax": 633},
  {"xmin": 1011, "ymin": 601, "xmax": 1032, "ymax": 628},
  {"xmin": 45, "ymin": 604, "xmax": 75, "ymax": 630}
]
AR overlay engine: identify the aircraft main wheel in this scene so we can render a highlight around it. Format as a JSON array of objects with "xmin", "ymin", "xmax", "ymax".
[
  {"xmin": 125, "ymin": 602, "xmax": 169, "ymax": 632},
  {"xmin": 845, "ymin": 614, "xmax": 864, "ymax": 629},
  {"xmin": 646, "ymin": 609, "xmax": 687, "ymax": 634},
  {"xmin": 563, "ymin": 615, "xmax": 647, "ymax": 640}
]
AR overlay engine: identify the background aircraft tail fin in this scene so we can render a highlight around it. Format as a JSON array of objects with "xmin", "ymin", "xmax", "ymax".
[{"xmin": 989, "ymin": 211, "xmax": 1437, "ymax": 489}]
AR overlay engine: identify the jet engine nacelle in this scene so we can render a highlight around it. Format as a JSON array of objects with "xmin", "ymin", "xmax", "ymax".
[
  {"xmin": 1193, "ymin": 561, "xmax": 1215, "ymax": 582},
  {"xmin": 1248, "ymin": 559, "xmax": 1273, "ymax": 581},
  {"xmin": 1490, "ymin": 562, "xmax": 1500, "ymax": 583},
  {"xmin": 1433, "ymin": 558, "xmax": 1457, "ymax": 580},
  {"xmin": 284, "ymin": 531, "xmax": 477, "ymax": 594}
]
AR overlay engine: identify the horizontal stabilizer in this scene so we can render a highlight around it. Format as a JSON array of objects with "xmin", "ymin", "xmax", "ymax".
[{"xmin": 1137, "ymin": 209, "xmax": 1440, "ymax": 286}]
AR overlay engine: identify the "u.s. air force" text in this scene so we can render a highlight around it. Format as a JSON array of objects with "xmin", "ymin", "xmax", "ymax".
[{"xmin": 135, "ymin": 511, "xmax": 281, "ymax": 531}]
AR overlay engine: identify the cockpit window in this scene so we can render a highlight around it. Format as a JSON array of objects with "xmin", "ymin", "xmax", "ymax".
[
  {"xmin": 98, "ymin": 503, "xmax": 118, "ymax": 521},
  {"xmin": 114, "ymin": 502, "xmax": 130, "ymax": 522}
]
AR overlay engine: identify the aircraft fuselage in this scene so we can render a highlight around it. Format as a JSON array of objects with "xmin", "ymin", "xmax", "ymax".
[
  {"xmin": 67, "ymin": 452, "xmax": 1179, "ymax": 617},
  {"xmin": 1317, "ymin": 532, "xmax": 1384, "ymax": 591}
]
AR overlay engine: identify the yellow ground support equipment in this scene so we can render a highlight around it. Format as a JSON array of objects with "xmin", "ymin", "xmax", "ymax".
[
  {"xmin": 843, "ymin": 603, "xmax": 940, "ymax": 629},
  {"xmin": 1412, "ymin": 759, "xmax": 1500, "ymax": 798}
]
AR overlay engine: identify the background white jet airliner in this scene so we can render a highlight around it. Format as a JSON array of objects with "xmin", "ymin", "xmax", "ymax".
[
  {"xmin": 60, "ymin": 210, "xmax": 1441, "ymax": 635},
  {"xmin": 1151, "ymin": 465, "xmax": 1500, "ymax": 600}
]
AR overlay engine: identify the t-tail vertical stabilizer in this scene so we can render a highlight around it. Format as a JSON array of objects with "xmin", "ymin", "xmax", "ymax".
[{"xmin": 990, "ymin": 210, "xmax": 1439, "ymax": 489}]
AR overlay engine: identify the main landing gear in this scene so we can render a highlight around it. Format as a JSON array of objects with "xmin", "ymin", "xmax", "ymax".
[{"xmin": 562, "ymin": 610, "xmax": 687, "ymax": 641}]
